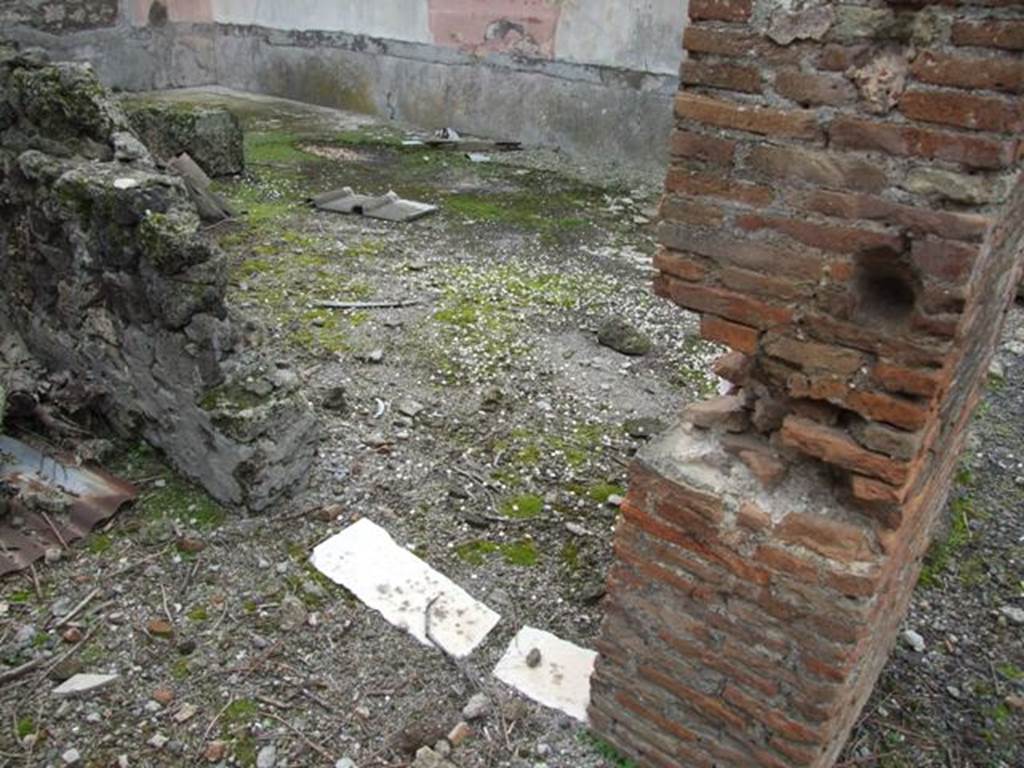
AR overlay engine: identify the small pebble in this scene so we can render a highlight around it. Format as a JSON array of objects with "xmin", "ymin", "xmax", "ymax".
[{"xmin": 902, "ymin": 629, "xmax": 926, "ymax": 653}]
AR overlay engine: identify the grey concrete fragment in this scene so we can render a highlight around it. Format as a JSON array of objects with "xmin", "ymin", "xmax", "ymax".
[
  {"xmin": 767, "ymin": 6, "xmax": 835, "ymax": 46},
  {"xmin": 52, "ymin": 673, "xmax": 119, "ymax": 698}
]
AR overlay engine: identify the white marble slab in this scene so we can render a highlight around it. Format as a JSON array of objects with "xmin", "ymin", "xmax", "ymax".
[
  {"xmin": 311, "ymin": 519, "xmax": 501, "ymax": 658},
  {"xmin": 493, "ymin": 626, "xmax": 597, "ymax": 722}
]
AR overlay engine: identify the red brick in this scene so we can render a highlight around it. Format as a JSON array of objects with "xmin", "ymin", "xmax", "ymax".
[
  {"xmin": 641, "ymin": 466, "xmax": 725, "ymax": 522},
  {"xmin": 685, "ymin": 394, "xmax": 749, "ymax": 431},
  {"xmin": 822, "ymin": 568, "xmax": 883, "ymax": 598},
  {"xmin": 616, "ymin": 692, "xmax": 700, "ymax": 743},
  {"xmin": 621, "ymin": 503, "xmax": 772, "ymax": 586},
  {"xmin": 659, "ymin": 224, "xmax": 823, "ymax": 279},
  {"xmin": 769, "ymin": 736, "xmax": 824, "ymax": 766},
  {"xmin": 689, "ymin": 0, "xmax": 752, "ymax": 22},
  {"xmin": 664, "ymin": 167, "xmax": 774, "ymax": 206},
  {"xmin": 639, "ymin": 665, "xmax": 747, "ymax": 730},
  {"xmin": 659, "ymin": 631, "xmax": 780, "ymax": 697},
  {"xmin": 659, "ymin": 195, "xmax": 726, "ymax": 227},
  {"xmin": 737, "ymin": 500, "xmax": 771, "ymax": 531},
  {"xmin": 788, "ymin": 376, "xmax": 931, "ymax": 432},
  {"xmin": 616, "ymin": 537, "xmax": 716, "ymax": 601},
  {"xmin": 712, "ymin": 350, "xmax": 752, "ymax": 383},
  {"xmin": 702, "ymin": 314, "xmax": 759, "ymax": 353},
  {"xmin": 871, "ymin": 361, "xmax": 944, "ymax": 398},
  {"xmin": 723, "ymin": 685, "xmax": 824, "ymax": 744},
  {"xmin": 780, "ymin": 416, "xmax": 911, "ymax": 486},
  {"xmin": 653, "ymin": 247, "xmax": 708, "ymax": 282},
  {"xmin": 683, "ymin": 26, "xmax": 800, "ymax": 61},
  {"xmin": 675, "ymin": 92, "xmax": 822, "ymax": 141},
  {"xmin": 818, "ymin": 43, "xmax": 870, "ymax": 71},
  {"xmin": 801, "ymin": 654, "xmax": 851, "ymax": 683},
  {"xmin": 786, "ymin": 189, "xmax": 991, "ymax": 243},
  {"xmin": 851, "ymin": 474, "xmax": 906, "ymax": 505},
  {"xmin": 737, "ymin": 214, "xmax": 904, "ymax": 254},
  {"xmin": 775, "ymin": 68, "xmax": 857, "ymax": 106},
  {"xmin": 911, "ymin": 238, "xmax": 979, "ymax": 284},
  {"xmin": 777, "ymin": 509, "xmax": 879, "ymax": 563},
  {"xmin": 720, "ymin": 266, "xmax": 813, "ymax": 301},
  {"xmin": 669, "ymin": 130, "xmax": 736, "ymax": 166},
  {"xmin": 681, "ymin": 61, "xmax": 762, "ymax": 93},
  {"xmin": 911, "ymin": 311, "xmax": 960, "ymax": 339},
  {"xmin": 657, "ymin": 275, "xmax": 794, "ymax": 329},
  {"xmin": 746, "ymin": 144, "xmax": 887, "ymax": 193},
  {"xmin": 763, "ymin": 333, "xmax": 866, "ymax": 376},
  {"xmin": 900, "ymin": 89, "xmax": 1024, "ymax": 134},
  {"xmin": 911, "ymin": 51, "xmax": 1024, "ymax": 94},
  {"xmin": 754, "ymin": 544, "xmax": 820, "ymax": 583},
  {"xmin": 830, "ymin": 116, "xmax": 1018, "ymax": 170},
  {"xmin": 801, "ymin": 311, "xmax": 951, "ymax": 367},
  {"xmin": 740, "ymin": 448, "xmax": 789, "ymax": 489},
  {"xmin": 952, "ymin": 20, "xmax": 1024, "ymax": 50}
]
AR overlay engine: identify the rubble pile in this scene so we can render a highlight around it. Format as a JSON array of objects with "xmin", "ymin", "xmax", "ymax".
[{"xmin": 0, "ymin": 43, "xmax": 317, "ymax": 511}]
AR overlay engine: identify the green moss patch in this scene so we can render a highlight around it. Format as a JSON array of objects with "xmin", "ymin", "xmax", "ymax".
[
  {"xmin": 501, "ymin": 493, "xmax": 544, "ymax": 519},
  {"xmin": 109, "ymin": 443, "xmax": 225, "ymax": 530},
  {"xmin": 455, "ymin": 539, "xmax": 539, "ymax": 567}
]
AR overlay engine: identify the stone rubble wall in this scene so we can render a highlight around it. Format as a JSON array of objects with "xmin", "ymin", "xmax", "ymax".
[
  {"xmin": 0, "ymin": 1, "xmax": 119, "ymax": 34},
  {"xmin": 592, "ymin": 1, "xmax": 1024, "ymax": 767},
  {"xmin": 0, "ymin": 44, "xmax": 317, "ymax": 511}
]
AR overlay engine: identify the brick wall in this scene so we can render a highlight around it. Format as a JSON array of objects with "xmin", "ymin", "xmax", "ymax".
[
  {"xmin": 0, "ymin": 1, "xmax": 119, "ymax": 33},
  {"xmin": 591, "ymin": 0, "xmax": 1024, "ymax": 766}
]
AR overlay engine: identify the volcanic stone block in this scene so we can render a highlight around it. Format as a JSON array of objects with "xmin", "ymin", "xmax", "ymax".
[
  {"xmin": 0, "ymin": 46, "xmax": 315, "ymax": 512},
  {"xmin": 125, "ymin": 102, "xmax": 244, "ymax": 176}
]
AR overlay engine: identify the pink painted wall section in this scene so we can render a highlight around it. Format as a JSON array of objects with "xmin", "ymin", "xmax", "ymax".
[
  {"xmin": 128, "ymin": 0, "xmax": 212, "ymax": 26},
  {"xmin": 428, "ymin": 0, "xmax": 561, "ymax": 58}
]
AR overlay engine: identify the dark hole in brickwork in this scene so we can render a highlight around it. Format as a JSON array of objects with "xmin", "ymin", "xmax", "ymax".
[
  {"xmin": 148, "ymin": 1, "xmax": 169, "ymax": 27},
  {"xmin": 853, "ymin": 249, "xmax": 919, "ymax": 329}
]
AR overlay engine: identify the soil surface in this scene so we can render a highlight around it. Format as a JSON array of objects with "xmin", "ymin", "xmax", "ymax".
[{"xmin": 0, "ymin": 89, "xmax": 1021, "ymax": 768}]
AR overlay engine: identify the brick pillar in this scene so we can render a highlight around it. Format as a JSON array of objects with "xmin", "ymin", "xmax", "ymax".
[{"xmin": 590, "ymin": 2, "xmax": 1024, "ymax": 767}]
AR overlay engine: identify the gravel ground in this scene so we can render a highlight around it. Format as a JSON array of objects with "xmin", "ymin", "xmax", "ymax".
[{"xmin": 0, "ymin": 90, "xmax": 1021, "ymax": 768}]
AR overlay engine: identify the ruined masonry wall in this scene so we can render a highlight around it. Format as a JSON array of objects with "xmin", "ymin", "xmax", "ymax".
[
  {"xmin": 592, "ymin": 1, "xmax": 1024, "ymax": 767},
  {"xmin": 0, "ymin": 48, "xmax": 318, "ymax": 511},
  {"xmin": 0, "ymin": 1, "xmax": 118, "ymax": 34}
]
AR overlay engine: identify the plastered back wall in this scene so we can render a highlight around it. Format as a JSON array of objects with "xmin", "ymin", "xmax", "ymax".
[
  {"xmin": 203, "ymin": 0, "xmax": 688, "ymax": 76},
  {"xmin": 2, "ymin": 0, "xmax": 690, "ymax": 172}
]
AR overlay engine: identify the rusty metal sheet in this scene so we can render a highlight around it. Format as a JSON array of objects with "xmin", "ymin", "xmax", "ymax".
[{"xmin": 0, "ymin": 436, "xmax": 137, "ymax": 576}]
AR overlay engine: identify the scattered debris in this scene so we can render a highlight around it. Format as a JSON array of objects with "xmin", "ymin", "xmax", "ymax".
[
  {"xmin": 311, "ymin": 519, "xmax": 501, "ymax": 658},
  {"xmin": 597, "ymin": 317, "xmax": 652, "ymax": 357},
  {"xmin": 52, "ymin": 673, "xmax": 120, "ymax": 698},
  {"xmin": 311, "ymin": 187, "xmax": 437, "ymax": 222},
  {"xmin": 315, "ymin": 299, "xmax": 423, "ymax": 310},
  {"xmin": 462, "ymin": 692, "xmax": 491, "ymax": 721},
  {"xmin": 493, "ymin": 627, "xmax": 597, "ymax": 722},
  {"xmin": 902, "ymin": 629, "xmax": 927, "ymax": 653},
  {"xmin": 0, "ymin": 436, "xmax": 137, "ymax": 576},
  {"xmin": 421, "ymin": 127, "xmax": 522, "ymax": 153},
  {"xmin": 446, "ymin": 721, "xmax": 473, "ymax": 747},
  {"xmin": 999, "ymin": 605, "xmax": 1024, "ymax": 626},
  {"xmin": 412, "ymin": 745, "xmax": 456, "ymax": 768},
  {"xmin": 169, "ymin": 152, "xmax": 238, "ymax": 223}
]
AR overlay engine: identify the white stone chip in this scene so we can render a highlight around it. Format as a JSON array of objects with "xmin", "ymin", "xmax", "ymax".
[
  {"xmin": 52, "ymin": 673, "xmax": 119, "ymax": 698},
  {"xmin": 113, "ymin": 178, "xmax": 139, "ymax": 190},
  {"xmin": 311, "ymin": 519, "xmax": 501, "ymax": 658},
  {"xmin": 493, "ymin": 626, "xmax": 597, "ymax": 722}
]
